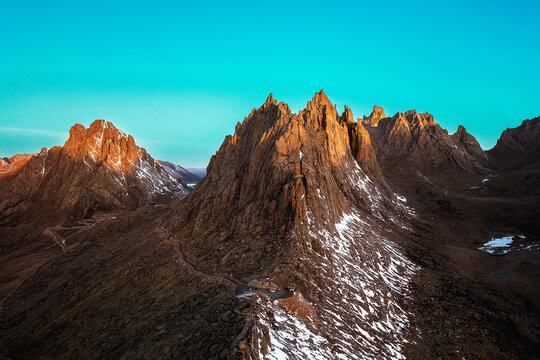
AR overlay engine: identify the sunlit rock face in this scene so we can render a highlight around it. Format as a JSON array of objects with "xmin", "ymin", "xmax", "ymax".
[
  {"xmin": 362, "ymin": 105, "xmax": 386, "ymax": 127},
  {"xmin": 0, "ymin": 120, "xmax": 188, "ymax": 225},
  {"xmin": 366, "ymin": 109, "xmax": 487, "ymax": 173}
]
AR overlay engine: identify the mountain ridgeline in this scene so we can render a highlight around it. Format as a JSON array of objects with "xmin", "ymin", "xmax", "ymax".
[{"xmin": 0, "ymin": 92, "xmax": 538, "ymax": 359}]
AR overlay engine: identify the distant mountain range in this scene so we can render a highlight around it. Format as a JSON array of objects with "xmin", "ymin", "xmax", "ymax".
[{"xmin": 156, "ymin": 161, "xmax": 203, "ymax": 184}]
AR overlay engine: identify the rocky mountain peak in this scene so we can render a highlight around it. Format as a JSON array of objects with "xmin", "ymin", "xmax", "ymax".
[
  {"xmin": 362, "ymin": 105, "xmax": 386, "ymax": 127},
  {"xmin": 166, "ymin": 91, "xmax": 419, "ymax": 359},
  {"xmin": 263, "ymin": 92, "xmax": 278, "ymax": 108},
  {"xmin": 341, "ymin": 105, "xmax": 355, "ymax": 123},
  {"xmin": 393, "ymin": 110, "xmax": 436, "ymax": 130},
  {"xmin": 304, "ymin": 89, "xmax": 336, "ymax": 117},
  {"xmin": 63, "ymin": 120, "xmax": 143, "ymax": 171},
  {"xmin": 0, "ymin": 120, "xmax": 188, "ymax": 225},
  {"xmin": 0, "ymin": 153, "xmax": 37, "ymax": 175},
  {"xmin": 365, "ymin": 108, "xmax": 488, "ymax": 173}
]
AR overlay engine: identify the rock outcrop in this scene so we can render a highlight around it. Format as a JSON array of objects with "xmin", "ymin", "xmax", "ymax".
[
  {"xmin": 0, "ymin": 153, "xmax": 35, "ymax": 175},
  {"xmin": 0, "ymin": 158, "xmax": 11, "ymax": 174},
  {"xmin": 451, "ymin": 125, "xmax": 488, "ymax": 167},
  {"xmin": 0, "ymin": 120, "xmax": 188, "ymax": 225}
]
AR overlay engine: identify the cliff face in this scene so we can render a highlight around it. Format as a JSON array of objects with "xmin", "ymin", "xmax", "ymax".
[
  {"xmin": 0, "ymin": 120, "xmax": 188, "ymax": 225},
  {"xmin": 487, "ymin": 116, "xmax": 540, "ymax": 170}
]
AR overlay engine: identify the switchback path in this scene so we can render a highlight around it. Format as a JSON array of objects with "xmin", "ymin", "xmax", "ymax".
[
  {"xmin": 158, "ymin": 216, "xmax": 293, "ymax": 300},
  {"xmin": 46, "ymin": 228, "xmax": 67, "ymax": 251}
]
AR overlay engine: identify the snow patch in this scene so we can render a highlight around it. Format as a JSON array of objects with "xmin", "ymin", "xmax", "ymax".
[
  {"xmin": 257, "ymin": 207, "xmax": 419, "ymax": 359},
  {"xmin": 479, "ymin": 234, "xmax": 534, "ymax": 255}
]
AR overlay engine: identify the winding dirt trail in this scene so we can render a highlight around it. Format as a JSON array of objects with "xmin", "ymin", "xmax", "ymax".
[
  {"xmin": 158, "ymin": 216, "xmax": 293, "ymax": 300},
  {"xmin": 2, "ymin": 212, "xmax": 291, "ymax": 315},
  {"xmin": 46, "ymin": 228, "xmax": 67, "ymax": 251}
]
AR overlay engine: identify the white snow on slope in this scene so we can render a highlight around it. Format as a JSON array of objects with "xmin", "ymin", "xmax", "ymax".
[
  {"xmin": 255, "ymin": 206, "xmax": 419, "ymax": 360},
  {"xmin": 134, "ymin": 159, "xmax": 188, "ymax": 198}
]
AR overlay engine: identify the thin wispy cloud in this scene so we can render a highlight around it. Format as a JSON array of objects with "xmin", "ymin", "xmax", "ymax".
[{"xmin": 0, "ymin": 127, "xmax": 66, "ymax": 138}]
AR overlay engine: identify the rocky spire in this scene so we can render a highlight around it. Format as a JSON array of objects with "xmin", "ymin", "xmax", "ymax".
[
  {"xmin": 362, "ymin": 105, "xmax": 386, "ymax": 127},
  {"xmin": 341, "ymin": 105, "xmax": 355, "ymax": 123},
  {"xmin": 263, "ymin": 92, "xmax": 277, "ymax": 108},
  {"xmin": 166, "ymin": 91, "xmax": 417, "ymax": 359}
]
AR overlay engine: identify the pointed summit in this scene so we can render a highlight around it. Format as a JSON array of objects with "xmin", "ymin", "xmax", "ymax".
[
  {"xmin": 341, "ymin": 105, "xmax": 355, "ymax": 123},
  {"xmin": 362, "ymin": 105, "xmax": 386, "ymax": 127},
  {"xmin": 487, "ymin": 115, "xmax": 540, "ymax": 170},
  {"xmin": 264, "ymin": 92, "xmax": 277, "ymax": 107},
  {"xmin": 306, "ymin": 89, "xmax": 334, "ymax": 109}
]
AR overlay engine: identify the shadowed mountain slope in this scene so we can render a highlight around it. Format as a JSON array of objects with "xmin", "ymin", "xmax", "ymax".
[{"xmin": 487, "ymin": 116, "xmax": 540, "ymax": 171}]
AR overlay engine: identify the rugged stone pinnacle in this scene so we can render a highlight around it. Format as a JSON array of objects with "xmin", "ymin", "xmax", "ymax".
[{"xmin": 362, "ymin": 105, "xmax": 386, "ymax": 127}]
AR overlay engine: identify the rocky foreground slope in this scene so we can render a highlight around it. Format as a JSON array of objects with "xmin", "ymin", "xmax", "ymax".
[{"xmin": 1, "ymin": 93, "xmax": 538, "ymax": 359}]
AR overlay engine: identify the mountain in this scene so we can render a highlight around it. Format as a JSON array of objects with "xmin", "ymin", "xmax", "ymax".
[
  {"xmin": 163, "ymin": 91, "xmax": 538, "ymax": 359},
  {"xmin": 362, "ymin": 105, "xmax": 386, "ymax": 127},
  {"xmin": 0, "ymin": 120, "xmax": 188, "ymax": 225},
  {"xmin": 162, "ymin": 91, "xmax": 432, "ymax": 358},
  {"xmin": 1, "ymin": 93, "xmax": 538, "ymax": 360},
  {"xmin": 156, "ymin": 160, "xmax": 202, "ymax": 184},
  {"xmin": 186, "ymin": 167, "xmax": 207, "ymax": 178},
  {"xmin": 365, "ymin": 108, "xmax": 488, "ymax": 174},
  {"xmin": 487, "ymin": 116, "xmax": 540, "ymax": 170}
]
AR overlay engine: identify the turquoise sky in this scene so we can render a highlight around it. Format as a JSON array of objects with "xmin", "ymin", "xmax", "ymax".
[{"xmin": 1, "ymin": 0, "xmax": 539, "ymax": 167}]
